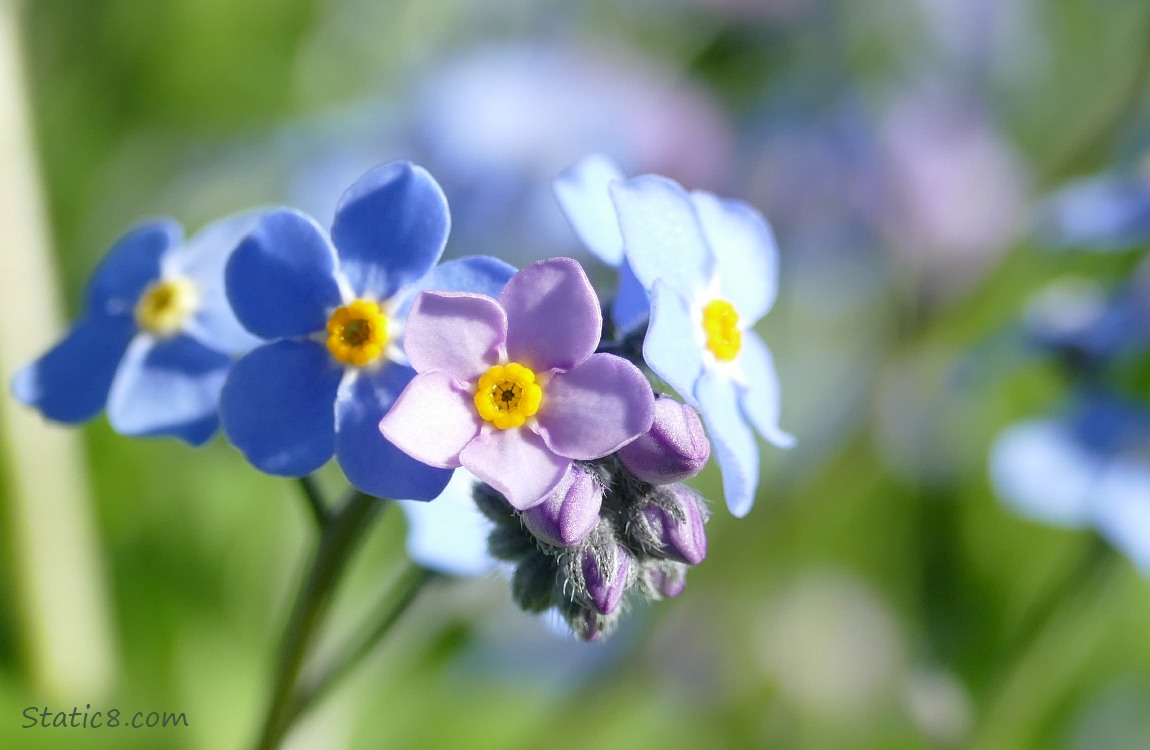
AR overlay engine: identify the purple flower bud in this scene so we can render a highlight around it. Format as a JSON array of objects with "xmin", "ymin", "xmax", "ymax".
[
  {"xmin": 521, "ymin": 466, "xmax": 603, "ymax": 547},
  {"xmin": 581, "ymin": 543, "xmax": 631, "ymax": 615},
  {"xmin": 618, "ymin": 396, "xmax": 710, "ymax": 485},
  {"xmin": 647, "ymin": 564, "xmax": 687, "ymax": 598},
  {"xmin": 639, "ymin": 488, "xmax": 708, "ymax": 565}
]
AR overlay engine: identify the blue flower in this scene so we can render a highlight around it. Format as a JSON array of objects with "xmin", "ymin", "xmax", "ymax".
[
  {"xmin": 991, "ymin": 392, "xmax": 1150, "ymax": 573},
  {"xmin": 12, "ymin": 213, "xmax": 262, "ymax": 444},
  {"xmin": 567, "ymin": 161, "xmax": 793, "ymax": 517},
  {"xmin": 219, "ymin": 161, "xmax": 515, "ymax": 501},
  {"xmin": 397, "ymin": 470, "xmax": 496, "ymax": 577}
]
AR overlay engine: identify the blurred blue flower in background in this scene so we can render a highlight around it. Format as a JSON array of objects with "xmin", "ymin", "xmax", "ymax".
[
  {"xmin": 12, "ymin": 213, "xmax": 262, "ymax": 444},
  {"xmin": 220, "ymin": 161, "xmax": 514, "ymax": 500},
  {"xmin": 992, "ymin": 392, "xmax": 1150, "ymax": 572}
]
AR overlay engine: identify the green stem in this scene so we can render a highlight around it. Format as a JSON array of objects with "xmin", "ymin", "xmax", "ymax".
[
  {"xmin": 285, "ymin": 564, "xmax": 439, "ymax": 725},
  {"xmin": 253, "ymin": 489, "xmax": 385, "ymax": 750},
  {"xmin": 297, "ymin": 475, "xmax": 328, "ymax": 527}
]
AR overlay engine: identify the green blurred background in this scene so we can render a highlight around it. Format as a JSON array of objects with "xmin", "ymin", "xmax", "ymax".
[{"xmin": 5, "ymin": 0, "xmax": 1150, "ymax": 748}]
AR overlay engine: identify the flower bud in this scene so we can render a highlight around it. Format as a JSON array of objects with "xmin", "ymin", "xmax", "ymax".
[
  {"xmin": 581, "ymin": 543, "xmax": 631, "ymax": 615},
  {"xmin": 521, "ymin": 466, "xmax": 603, "ymax": 547},
  {"xmin": 618, "ymin": 396, "xmax": 710, "ymax": 484},
  {"xmin": 646, "ymin": 563, "xmax": 688, "ymax": 598},
  {"xmin": 633, "ymin": 487, "xmax": 708, "ymax": 565}
]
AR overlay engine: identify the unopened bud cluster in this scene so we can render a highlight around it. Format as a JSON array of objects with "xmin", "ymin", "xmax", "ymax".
[{"xmin": 473, "ymin": 396, "xmax": 712, "ymax": 640}]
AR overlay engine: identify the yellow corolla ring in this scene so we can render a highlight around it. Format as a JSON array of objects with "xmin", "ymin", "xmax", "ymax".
[
  {"xmin": 474, "ymin": 362, "xmax": 543, "ymax": 430},
  {"xmin": 135, "ymin": 277, "xmax": 199, "ymax": 337},
  {"xmin": 326, "ymin": 299, "xmax": 389, "ymax": 367},
  {"xmin": 702, "ymin": 299, "xmax": 742, "ymax": 362}
]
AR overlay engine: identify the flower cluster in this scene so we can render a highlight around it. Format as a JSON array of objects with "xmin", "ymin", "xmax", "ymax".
[{"xmin": 12, "ymin": 157, "xmax": 792, "ymax": 640}]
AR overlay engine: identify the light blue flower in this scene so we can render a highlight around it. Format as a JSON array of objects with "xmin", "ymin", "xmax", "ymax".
[
  {"xmin": 12, "ymin": 213, "xmax": 262, "ymax": 444},
  {"xmin": 558, "ymin": 155, "xmax": 793, "ymax": 516},
  {"xmin": 219, "ymin": 161, "xmax": 515, "ymax": 501},
  {"xmin": 397, "ymin": 470, "xmax": 496, "ymax": 577},
  {"xmin": 991, "ymin": 393, "xmax": 1150, "ymax": 573}
]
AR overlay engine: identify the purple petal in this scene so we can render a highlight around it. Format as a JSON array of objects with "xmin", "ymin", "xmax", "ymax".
[
  {"xmin": 536, "ymin": 353, "xmax": 655, "ymax": 460},
  {"xmin": 403, "ymin": 292, "xmax": 506, "ymax": 381},
  {"xmin": 378, "ymin": 370, "xmax": 481, "ymax": 469},
  {"xmin": 500, "ymin": 257, "xmax": 601, "ymax": 372},
  {"xmin": 460, "ymin": 428, "xmax": 570, "ymax": 510},
  {"xmin": 521, "ymin": 466, "xmax": 603, "ymax": 547},
  {"xmin": 330, "ymin": 162, "xmax": 450, "ymax": 299}
]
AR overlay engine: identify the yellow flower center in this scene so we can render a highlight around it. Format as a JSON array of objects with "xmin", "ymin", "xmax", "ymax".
[
  {"xmin": 135, "ymin": 277, "xmax": 199, "ymax": 337},
  {"xmin": 326, "ymin": 300, "xmax": 389, "ymax": 367},
  {"xmin": 702, "ymin": 299, "xmax": 742, "ymax": 362},
  {"xmin": 474, "ymin": 362, "xmax": 543, "ymax": 430}
]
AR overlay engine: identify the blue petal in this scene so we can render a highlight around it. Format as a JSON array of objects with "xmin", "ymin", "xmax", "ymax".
[
  {"xmin": 106, "ymin": 334, "xmax": 231, "ymax": 445},
  {"xmin": 610, "ymin": 175, "xmax": 713, "ymax": 300},
  {"xmin": 335, "ymin": 364, "xmax": 454, "ymax": 501},
  {"xmin": 553, "ymin": 154, "xmax": 626, "ymax": 266},
  {"xmin": 697, "ymin": 370, "xmax": 760, "ymax": 517},
  {"xmin": 331, "ymin": 162, "xmax": 451, "ymax": 300},
  {"xmin": 398, "ymin": 470, "xmax": 496, "ymax": 577},
  {"xmin": 1094, "ymin": 460, "xmax": 1150, "ymax": 575},
  {"xmin": 642, "ymin": 280, "xmax": 703, "ymax": 408},
  {"xmin": 85, "ymin": 219, "xmax": 181, "ymax": 317},
  {"xmin": 738, "ymin": 332, "xmax": 795, "ymax": 448},
  {"xmin": 610, "ymin": 259, "xmax": 649, "ymax": 334},
  {"xmin": 220, "ymin": 340, "xmax": 343, "ymax": 475},
  {"xmin": 988, "ymin": 420, "xmax": 1096, "ymax": 528},
  {"xmin": 226, "ymin": 209, "xmax": 343, "ymax": 340},
  {"xmin": 167, "ymin": 211, "xmax": 265, "ymax": 355},
  {"xmin": 11, "ymin": 315, "xmax": 135, "ymax": 423},
  {"xmin": 392, "ymin": 255, "xmax": 517, "ymax": 322},
  {"xmin": 691, "ymin": 190, "xmax": 779, "ymax": 323}
]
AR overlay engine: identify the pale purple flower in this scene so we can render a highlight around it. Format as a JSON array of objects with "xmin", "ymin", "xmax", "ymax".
[
  {"xmin": 379, "ymin": 257, "xmax": 655, "ymax": 509},
  {"xmin": 618, "ymin": 394, "xmax": 711, "ymax": 484},
  {"xmin": 521, "ymin": 465, "xmax": 603, "ymax": 548}
]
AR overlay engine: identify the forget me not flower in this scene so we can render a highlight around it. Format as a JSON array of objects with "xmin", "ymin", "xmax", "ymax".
[
  {"xmin": 379, "ymin": 257, "xmax": 655, "ymax": 509},
  {"xmin": 220, "ymin": 161, "xmax": 514, "ymax": 501},
  {"xmin": 991, "ymin": 392, "xmax": 1150, "ymax": 573},
  {"xmin": 12, "ymin": 213, "xmax": 262, "ymax": 444},
  {"xmin": 557, "ymin": 155, "xmax": 794, "ymax": 516}
]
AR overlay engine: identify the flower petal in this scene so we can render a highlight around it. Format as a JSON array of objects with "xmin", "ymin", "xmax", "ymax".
[
  {"xmin": 642, "ymin": 280, "xmax": 703, "ymax": 408},
  {"xmin": 536, "ymin": 353, "xmax": 654, "ymax": 460},
  {"xmin": 403, "ymin": 292, "xmax": 506, "ymax": 381},
  {"xmin": 106, "ymin": 334, "xmax": 231, "ymax": 445},
  {"xmin": 225, "ymin": 208, "xmax": 343, "ymax": 340},
  {"xmin": 553, "ymin": 154, "xmax": 626, "ymax": 267},
  {"xmin": 989, "ymin": 420, "xmax": 1097, "ymax": 528},
  {"xmin": 738, "ymin": 332, "xmax": 795, "ymax": 448},
  {"xmin": 609, "ymin": 175, "xmax": 713, "ymax": 300},
  {"xmin": 398, "ymin": 470, "xmax": 496, "ymax": 577},
  {"xmin": 610, "ymin": 259, "xmax": 650, "ymax": 334},
  {"xmin": 331, "ymin": 161, "xmax": 450, "ymax": 299},
  {"xmin": 11, "ymin": 315, "xmax": 136, "ymax": 423},
  {"xmin": 335, "ymin": 366, "xmax": 454, "ymax": 500},
  {"xmin": 697, "ymin": 370, "xmax": 760, "ymax": 517},
  {"xmin": 85, "ymin": 219, "xmax": 181, "ymax": 317},
  {"xmin": 378, "ymin": 370, "xmax": 482, "ymax": 469},
  {"xmin": 690, "ymin": 190, "xmax": 779, "ymax": 322},
  {"xmin": 166, "ymin": 211, "xmax": 265, "ymax": 355},
  {"xmin": 392, "ymin": 255, "xmax": 517, "ymax": 321},
  {"xmin": 460, "ymin": 428, "xmax": 569, "ymax": 510},
  {"xmin": 1094, "ymin": 459, "xmax": 1150, "ymax": 574},
  {"xmin": 500, "ymin": 257, "xmax": 601, "ymax": 372},
  {"xmin": 220, "ymin": 339, "xmax": 342, "ymax": 476}
]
